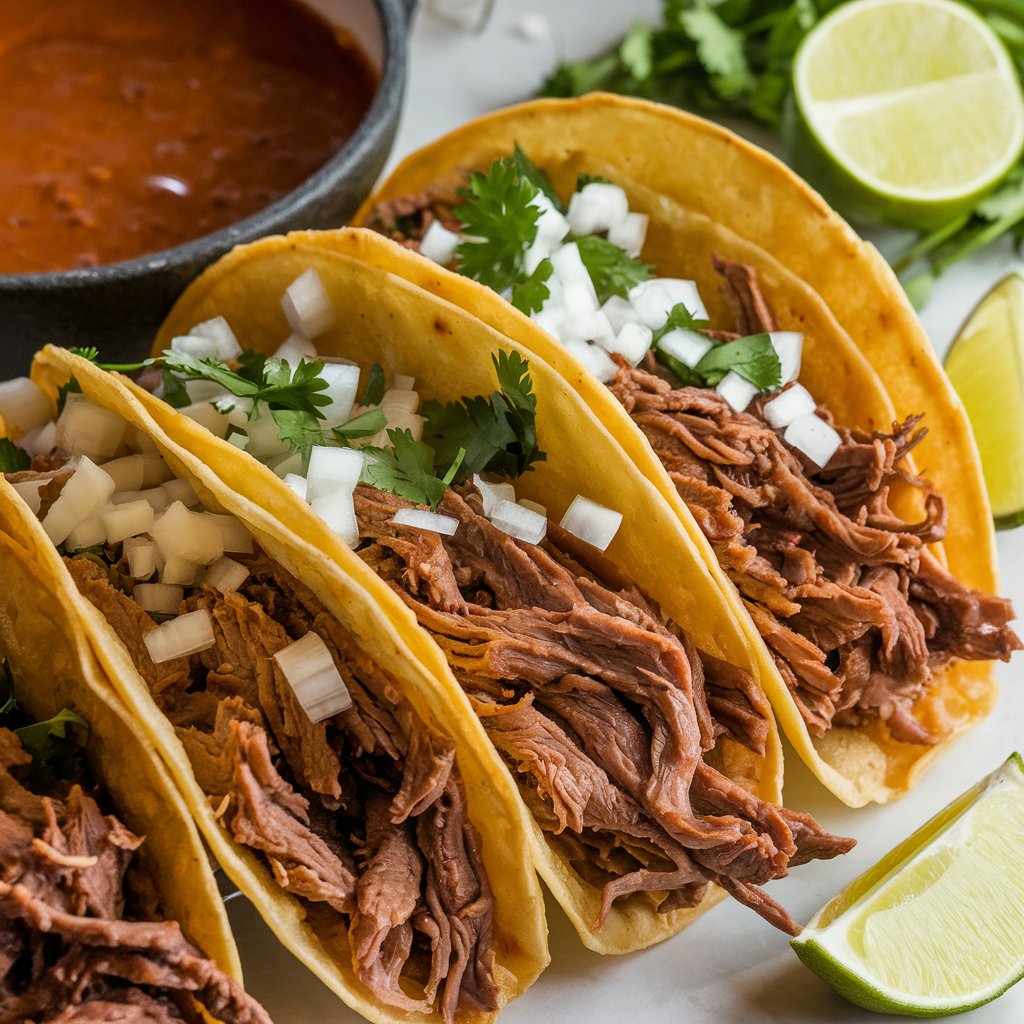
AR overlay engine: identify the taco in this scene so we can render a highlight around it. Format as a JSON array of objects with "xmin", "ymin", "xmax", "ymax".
[
  {"xmin": 0, "ymin": 529, "xmax": 267, "ymax": 1021},
  {"xmin": 0, "ymin": 360, "xmax": 547, "ymax": 1023},
  {"xmin": 348, "ymin": 94, "xmax": 1021, "ymax": 807},
  {"xmin": 57, "ymin": 232, "xmax": 854, "ymax": 951}
]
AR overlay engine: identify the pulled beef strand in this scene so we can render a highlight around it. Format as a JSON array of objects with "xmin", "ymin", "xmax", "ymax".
[
  {"xmin": 65, "ymin": 549, "xmax": 496, "ymax": 1023},
  {"xmin": 0, "ymin": 729, "xmax": 269, "ymax": 1024},
  {"xmin": 608, "ymin": 257, "xmax": 1021, "ymax": 744},
  {"xmin": 353, "ymin": 482, "xmax": 852, "ymax": 936}
]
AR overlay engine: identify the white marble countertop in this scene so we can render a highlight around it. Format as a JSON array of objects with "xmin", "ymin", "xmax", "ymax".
[{"xmin": 230, "ymin": 2, "xmax": 1024, "ymax": 1021}]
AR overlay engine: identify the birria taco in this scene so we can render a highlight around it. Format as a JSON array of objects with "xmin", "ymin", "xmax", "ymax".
[
  {"xmin": 0, "ymin": 523, "xmax": 268, "ymax": 1021},
  {"xmin": 35, "ymin": 231, "xmax": 854, "ymax": 952},
  {"xmin": 349, "ymin": 94, "xmax": 1021, "ymax": 807},
  {"xmin": 0, "ymin": 358, "xmax": 547, "ymax": 1023}
]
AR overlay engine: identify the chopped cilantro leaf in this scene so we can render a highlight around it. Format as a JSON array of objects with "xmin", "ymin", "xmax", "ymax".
[
  {"xmin": 511, "ymin": 143, "xmax": 563, "ymax": 212},
  {"xmin": 510, "ymin": 259, "xmax": 553, "ymax": 315},
  {"xmin": 455, "ymin": 158, "xmax": 541, "ymax": 293},
  {"xmin": 360, "ymin": 364, "xmax": 386, "ymax": 407},
  {"xmin": 270, "ymin": 409, "xmax": 326, "ymax": 459},
  {"xmin": 695, "ymin": 332, "xmax": 781, "ymax": 390},
  {"xmin": 575, "ymin": 235, "xmax": 652, "ymax": 299},
  {"xmin": 363, "ymin": 429, "xmax": 455, "ymax": 509},
  {"xmin": 653, "ymin": 302, "xmax": 710, "ymax": 342},
  {"xmin": 331, "ymin": 407, "xmax": 387, "ymax": 441},
  {"xmin": 654, "ymin": 347, "xmax": 705, "ymax": 388},
  {"xmin": 162, "ymin": 368, "xmax": 191, "ymax": 409},
  {"xmin": 68, "ymin": 345, "xmax": 100, "ymax": 362},
  {"xmin": 0, "ymin": 438, "xmax": 31, "ymax": 473}
]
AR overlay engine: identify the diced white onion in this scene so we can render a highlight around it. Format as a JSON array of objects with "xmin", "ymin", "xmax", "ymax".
[
  {"xmin": 419, "ymin": 220, "xmax": 461, "ymax": 265},
  {"xmin": 190, "ymin": 317, "xmax": 241, "ymax": 361},
  {"xmin": 657, "ymin": 328, "xmax": 713, "ymax": 368},
  {"xmin": 161, "ymin": 557, "xmax": 198, "ymax": 586},
  {"xmin": 271, "ymin": 450, "xmax": 305, "ymax": 479},
  {"xmin": 770, "ymin": 331, "xmax": 804, "ymax": 385},
  {"xmin": 221, "ymin": 397, "xmax": 254, "ymax": 424},
  {"xmin": 282, "ymin": 268, "xmax": 335, "ymax": 339},
  {"xmin": 9, "ymin": 479, "xmax": 43, "ymax": 515},
  {"xmin": 0, "ymin": 378, "xmax": 53, "ymax": 437},
  {"xmin": 519, "ymin": 498, "xmax": 546, "ymax": 516},
  {"xmin": 184, "ymin": 380, "xmax": 231, "ymax": 404},
  {"xmin": 392, "ymin": 508, "xmax": 459, "ymax": 536},
  {"xmin": 628, "ymin": 279, "xmax": 707, "ymax": 330},
  {"xmin": 66, "ymin": 515, "xmax": 107, "ymax": 551},
  {"xmin": 384, "ymin": 409, "xmax": 424, "ymax": 441},
  {"xmin": 561, "ymin": 310, "xmax": 616, "ymax": 348},
  {"xmin": 180, "ymin": 401, "xmax": 231, "ymax": 436},
  {"xmin": 473, "ymin": 474, "xmax": 515, "ymax": 516},
  {"xmin": 111, "ymin": 487, "xmax": 171, "ymax": 514},
  {"xmin": 21, "ymin": 420, "xmax": 58, "ymax": 459},
  {"xmin": 563, "ymin": 340, "xmax": 619, "ymax": 383},
  {"xmin": 41, "ymin": 457, "xmax": 116, "ymax": 545},
  {"xmin": 489, "ymin": 498, "xmax": 547, "ymax": 544},
  {"xmin": 601, "ymin": 295, "xmax": 642, "ymax": 334},
  {"xmin": 101, "ymin": 455, "xmax": 145, "ymax": 493},
  {"xmin": 784, "ymin": 413, "xmax": 841, "ymax": 468},
  {"xmin": 208, "ymin": 513, "xmax": 253, "ymax": 554},
  {"xmin": 531, "ymin": 307, "xmax": 566, "ymax": 340},
  {"xmin": 380, "ymin": 389, "xmax": 420, "ymax": 414},
  {"xmin": 566, "ymin": 183, "xmax": 629, "ymax": 236},
  {"xmin": 143, "ymin": 609, "xmax": 215, "ymax": 662},
  {"xmin": 274, "ymin": 333, "xmax": 318, "ymax": 367},
  {"xmin": 55, "ymin": 395, "xmax": 126, "ymax": 461},
  {"xmin": 307, "ymin": 446, "xmax": 364, "ymax": 502},
  {"xmin": 170, "ymin": 334, "xmax": 220, "ymax": 360},
  {"xmin": 140, "ymin": 454, "xmax": 173, "ymax": 488},
  {"xmin": 716, "ymin": 371, "xmax": 760, "ymax": 413},
  {"xmin": 562, "ymin": 280, "xmax": 600, "ymax": 318},
  {"xmin": 551, "ymin": 243, "xmax": 598, "ymax": 300},
  {"xmin": 529, "ymin": 192, "xmax": 570, "ymax": 243},
  {"xmin": 603, "ymin": 321, "xmax": 653, "ymax": 365},
  {"xmin": 273, "ymin": 631, "xmax": 352, "ymax": 723},
  {"xmin": 310, "ymin": 491, "xmax": 359, "ymax": 548},
  {"xmin": 523, "ymin": 235, "xmax": 555, "ymax": 276},
  {"xmin": 125, "ymin": 537, "xmax": 158, "ymax": 580},
  {"xmin": 607, "ymin": 211, "xmax": 649, "ymax": 258},
  {"xmin": 162, "ymin": 477, "xmax": 199, "ymax": 508},
  {"xmin": 318, "ymin": 363, "xmax": 361, "ymax": 426},
  {"xmin": 241, "ymin": 413, "xmax": 291, "ymax": 459},
  {"xmin": 227, "ymin": 432, "xmax": 250, "ymax": 451},
  {"xmin": 124, "ymin": 424, "xmax": 160, "ymax": 455},
  {"xmin": 560, "ymin": 495, "xmax": 622, "ymax": 552},
  {"xmin": 202, "ymin": 556, "xmax": 249, "ymax": 594},
  {"xmin": 393, "ymin": 374, "xmax": 416, "ymax": 390},
  {"xmin": 101, "ymin": 499, "xmax": 155, "ymax": 544},
  {"xmin": 284, "ymin": 473, "xmax": 308, "ymax": 500},
  {"xmin": 763, "ymin": 384, "xmax": 817, "ymax": 430},
  {"xmin": 151, "ymin": 502, "xmax": 224, "ymax": 565},
  {"xmin": 135, "ymin": 583, "xmax": 184, "ymax": 616}
]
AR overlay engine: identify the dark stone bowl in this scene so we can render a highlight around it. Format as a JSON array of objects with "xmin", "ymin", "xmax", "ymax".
[{"xmin": 0, "ymin": 0, "xmax": 413, "ymax": 375}]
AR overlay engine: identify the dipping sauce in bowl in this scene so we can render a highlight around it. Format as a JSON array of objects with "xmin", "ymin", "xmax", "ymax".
[{"xmin": 0, "ymin": 0, "xmax": 378, "ymax": 274}]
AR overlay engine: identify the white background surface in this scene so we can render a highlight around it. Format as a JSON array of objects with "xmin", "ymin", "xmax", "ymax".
[{"xmin": 227, "ymin": 2, "xmax": 1024, "ymax": 1021}]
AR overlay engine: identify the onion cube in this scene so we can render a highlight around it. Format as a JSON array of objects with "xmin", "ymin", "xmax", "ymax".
[
  {"xmin": 770, "ymin": 331, "xmax": 804, "ymax": 385},
  {"xmin": 601, "ymin": 295, "xmax": 642, "ymax": 334},
  {"xmin": 319, "ymin": 363, "xmax": 361, "ymax": 426},
  {"xmin": 191, "ymin": 317, "xmax": 241, "ymax": 361},
  {"xmin": 180, "ymin": 401, "xmax": 231, "ymax": 437},
  {"xmin": 551, "ymin": 243, "xmax": 597, "ymax": 294},
  {"xmin": 529, "ymin": 192, "xmax": 570, "ymax": 243},
  {"xmin": 170, "ymin": 334, "xmax": 219, "ymax": 360},
  {"xmin": 151, "ymin": 501, "xmax": 224, "ymax": 565},
  {"xmin": 311, "ymin": 491, "xmax": 359, "ymax": 548},
  {"xmin": 307, "ymin": 446, "xmax": 364, "ymax": 502},
  {"xmin": 272, "ymin": 450, "xmax": 305, "ymax": 479},
  {"xmin": 0, "ymin": 378, "xmax": 53, "ymax": 436},
  {"xmin": 562, "ymin": 281, "xmax": 600, "ymax": 318},
  {"xmin": 385, "ymin": 410, "xmax": 424, "ymax": 441},
  {"xmin": 283, "ymin": 473, "xmax": 308, "ymax": 500},
  {"xmin": 763, "ymin": 384, "xmax": 817, "ymax": 429},
  {"xmin": 566, "ymin": 183, "xmax": 629, "ymax": 236},
  {"xmin": 135, "ymin": 583, "xmax": 184, "ymax": 616},
  {"xmin": 380, "ymin": 389, "xmax": 420, "ymax": 414},
  {"xmin": 162, "ymin": 477, "xmax": 199, "ymax": 508},
  {"xmin": 55, "ymin": 395, "xmax": 126, "ymax": 461},
  {"xmin": 273, "ymin": 632, "xmax": 352, "ymax": 723},
  {"xmin": 473, "ymin": 474, "xmax": 515, "ymax": 516},
  {"xmin": 125, "ymin": 537, "xmax": 158, "ymax": 580},
  {"xmin": 243, "ymin": 414, "xmax": 291, "ymax": 460},
  {"xmin": 161, "ymin": 557, "xmax": 198, "ymax": 586},
  {"xmin": 531, "ymin": 307, "xmax": 566, "ymax": 340},
  {"xmin": 519, "ymin": 498, "xmax": 546, "ymax": 516},
  {"xmin": 489, "ymin": 498, "xmax": 547, "ymax": 544},
  {"xmin": 143, "ymin": 609, "xmax": 215, "ymax": 663},
  {"xmin": 607, "ymin": 211, "xmax": 649, "ymax": 258},
  {"xmin": 124, "ymin": 424, "xmax": 160, "ymax": 454},
  {"xmin": 140, "ymin": 455, "xmax": 173, "ymax": 488},
  {"xmin": 419, "ymin": 221, "xmax": 461, "ymax": 265},
  {"xmin": 111, "ymin": 487, "xmax": 171, "ymax": 514},
  {"xmin": 227, "ymin": 432, "xmax": 250, "ymax": 451},
  {"xmin": 22, "ymin": 420, "xmax": 58, "ymax": 459},
  {"xmin": 184, "ymin": 380, "xmax": 231, "ymax": 404},
  {"xmin": 716, "ymin": 371, "xmax": 759, "ymax": 413},
  {"xmin": 562, "ymin": 310, "xmax": 616, "ymax": 348},
  {"xmin": 392, "ymin": 508, "xmax": 459, "ymax": 536},
  {"xmin": 222, "ymin": 397, "xmax": 255, "ymax": 426},
  {"xmin": 629, "ymin": 279, "xmax": 707, "ymax": 329},
  {"xmin": 563, "ymin": 340, "xmax": 619, "ymax": 384},
  {"xmin": 208, "ymin": 513, "xmax": 253, "ymax": 554},
  {"xmin": 657, "ymin": 328, "xmax": 713, "ymax": 368},
  {"xmin": 784, "ymin": 413, "xmax": 841, "ymax": 468},
  {"xmin": 41, "ymin": 458, "xmax": 116, "ymax": 545},
  {"xmin": 274, "ymin": 333, "xmax": 318, "ymax": 367},
  {"xmin": 102, "ymin": 499, "xmax": 155, "ymax": 544},
  {"xmin": 524, "ymin": 236, "xmax": 555, "ymax": 276},
  {"xmin": 604, "ymin": 322, "xmax": 653, "ymax": 364},
  {"xmin": 393, "ymin": 374, "xmax": 416, "ymax": 390},
  {"xmin": 203, "ymin": 556, "xmax": 249, "ymax": 594},
  {"xmin": 282, "ymin": 268, "xmax": 335, "ymax": 339},
  {"xmin": 560, "ymin": 495, "xmax": 622, "ymax": 552},
  {"xmin": 102, "ymin": 455, "xmax": 145, "ymax": 492},
  {"xmin": 66, "ymin": 515, "xmax": 107, "ymax": 551},
  {"xmin": 9, "ymin": 479, "xmax": 43, "ymax": 515}
]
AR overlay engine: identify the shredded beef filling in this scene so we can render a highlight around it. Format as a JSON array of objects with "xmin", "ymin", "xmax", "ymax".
[
  {"xmin": 64, "ymin": 549, "xmax": 496, "ymax": 1022},
  {"xmin": 353, "ymin": 482, "xmax": 853, "ymax": 936},
  {"xmin": 0, "ymin": 729, "xmax": 269, "ymax": 1024}
]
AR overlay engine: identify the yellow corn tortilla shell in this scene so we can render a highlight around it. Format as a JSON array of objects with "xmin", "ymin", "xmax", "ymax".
[
  {"xmin": 21, "ymin": 347, "xmax": 549, "ymax": 1016},
  {"xmin": 0, "ymin": 504, "xmax": 242, "ymax": 989},
  {"xmin": 350, "ymin": 94, "xmax": 1003, "ymax": 806},
  {"xmin": 143, "ymin": 234, "xmax": 792, "ymax": 951}
]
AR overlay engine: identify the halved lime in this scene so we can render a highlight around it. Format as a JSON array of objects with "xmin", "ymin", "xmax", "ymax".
[
  {"xmin": 793, "ymin": 753, "xmax": 1024, "ymax": 1015},
  {"xmin": 945, "ymin": 273, "xmax": 1024, "ymax": 529},
  {"xmin": 786, "ymin": 0, "xmax": 1024, "ymax": 230}
]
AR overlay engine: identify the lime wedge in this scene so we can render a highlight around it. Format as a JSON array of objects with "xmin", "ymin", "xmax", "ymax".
[
  {"xmin": 945, "ymin": 273, "xmax": 1024, "ymax": 529},
  {"xmin": 786, "ymin": 0, "xmax": 1024, "ymax": 229},
  {"xmin": 793, "ymin": 753, "xmax": 1024, "ymax": 1015}
]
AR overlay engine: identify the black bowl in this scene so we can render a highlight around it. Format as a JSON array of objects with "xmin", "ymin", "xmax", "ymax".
[{"xmin": 0, "ymin": 0, "xmax": 413, "ymax": 375}]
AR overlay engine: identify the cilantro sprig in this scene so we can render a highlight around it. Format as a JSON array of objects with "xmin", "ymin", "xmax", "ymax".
[
  {"xmin": 576, "ymin": 236, "xmax": 652, "ymax": 299},
  {"xmin": 363, "ymin": 430, "xmax": 466, "ymax": 509}
]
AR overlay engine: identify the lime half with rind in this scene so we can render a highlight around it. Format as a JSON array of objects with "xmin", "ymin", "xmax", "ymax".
[
  {"xmin": 945, "ymin": 272, "xmax": 1024, "ymax": 530},
  {"xmin": 793, "ymin": 753, "xmax": 1024, "ymax": 1015}
]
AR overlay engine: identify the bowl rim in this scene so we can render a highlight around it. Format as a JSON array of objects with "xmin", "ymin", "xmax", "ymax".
[{"xmin": 0, "ymin": 0, "xmax": 409, "ymax": 291}]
